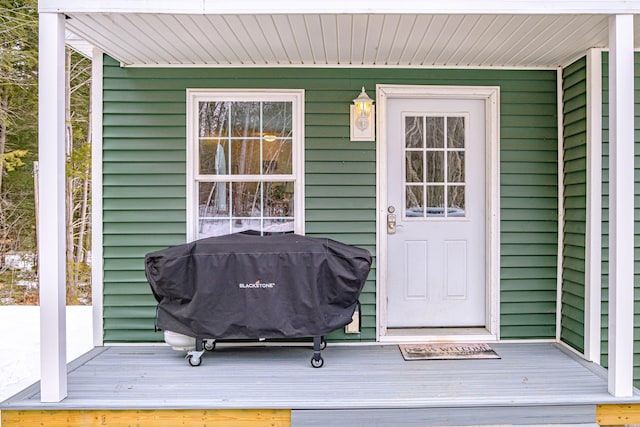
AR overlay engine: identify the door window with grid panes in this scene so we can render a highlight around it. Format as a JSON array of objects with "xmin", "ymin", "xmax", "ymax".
[
  {"xmin": 404, "ymin": 114, "xmax": 467, "ymax": 219},
  {"xmin": 187, "ymin": 90, "xmax": 304, "ymax": 240}
]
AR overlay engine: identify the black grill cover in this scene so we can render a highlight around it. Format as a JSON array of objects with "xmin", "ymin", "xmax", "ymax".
[{"xmin": 145, "ymin": 232, "xmax": 372, "ymax": 340}]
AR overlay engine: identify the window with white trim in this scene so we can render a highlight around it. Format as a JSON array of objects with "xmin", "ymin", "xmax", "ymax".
[{"xmin": 187, "ymin": 90, "xmax": 304, "ymax": 241}]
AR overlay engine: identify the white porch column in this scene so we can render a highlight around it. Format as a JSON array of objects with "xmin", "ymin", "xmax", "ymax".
[
  {"xmin": 585, "ymin": 48, "xmax": 602, "ymax": 365},
  {"xmin": 608, "ymin": 14, "xmax": 635, "ymax": 398},
  {"xmin": 38, "ymin": 12, "xmax": 67, "ymax": 402},
  {"xmin": 91, "ymin": 48, "xmax": 104, "ymax": 347}
]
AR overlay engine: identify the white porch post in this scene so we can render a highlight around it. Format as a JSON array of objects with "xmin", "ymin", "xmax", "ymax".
[
  {"xmin": 608, "ymin": 14, "xmax": 635, "ymax": 398},
  {"xmin": 38, "ymin": 12, "xmax": 67, "ymax": 402},
  {"xmin": 91, "ymin": 48, "xmax": 104, "ymax": 347},
  {"xmin": 585, "ymin": 48, "xmax": 602, "ymax": 365}
]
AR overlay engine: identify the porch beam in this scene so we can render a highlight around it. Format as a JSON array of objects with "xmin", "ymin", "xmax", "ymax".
[
  {"xmin": 607, "ymin": 14, "xmax": 634, "ymax": 398},
  {"xmin": 38, "ymin": 12, "xmax": 67, "ymax": 402},
  {"xmin": 38, "ymin": 0, "xmax": 640, "ymax": 14}
]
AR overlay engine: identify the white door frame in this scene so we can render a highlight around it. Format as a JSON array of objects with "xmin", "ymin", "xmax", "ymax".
[{"xmin": 376, "ymin": 84, "xmax": 501, "ymax": 343}]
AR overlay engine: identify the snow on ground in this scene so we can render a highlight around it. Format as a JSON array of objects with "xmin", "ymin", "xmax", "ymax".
[{"xmin": 0, "ymin": 305, "xmax": 93, "ymax": 403}]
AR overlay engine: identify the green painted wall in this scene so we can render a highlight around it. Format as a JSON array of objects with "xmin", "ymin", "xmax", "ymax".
[
  {"xmin": 102, "ymin": 55, "xmax": 558, "ymax": 342},
  {"xmin": 561, "ymin": 56, "xmax": 587, "ymax": 353},
  {"xmin": 600, "ymin": 52, "xmax": 640, "ymax": 385}
]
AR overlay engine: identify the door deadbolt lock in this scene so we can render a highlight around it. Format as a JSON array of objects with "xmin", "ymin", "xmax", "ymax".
[{"xmin": 387, "ymin": 211, "xmax": 397, "ymax": 234}]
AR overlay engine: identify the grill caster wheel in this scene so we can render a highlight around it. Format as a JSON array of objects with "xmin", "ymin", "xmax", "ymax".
[
  {"xmin": 203, "ymin": 340, "xmax": 216, "ymax": 351},
  {"xmin": 311, "ymin": 356, "xmax": 324, "ymax": 368},
  {"xmin": 187, "ymin": 355, "xmax": 202, "ymax": 367},
  {"xmin": 320, "ymin": 339, "xmax": 327, "ymax": 350}
]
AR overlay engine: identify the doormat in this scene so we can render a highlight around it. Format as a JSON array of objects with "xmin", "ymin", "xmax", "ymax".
[{"xmin": 399, "ymin": 343, "xmax": 500, "ymax": 361}]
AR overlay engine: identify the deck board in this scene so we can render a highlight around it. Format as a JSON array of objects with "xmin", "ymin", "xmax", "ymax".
[{"xmin": 2, "ymin": 342, "xmax": 640, "ymax": 412}]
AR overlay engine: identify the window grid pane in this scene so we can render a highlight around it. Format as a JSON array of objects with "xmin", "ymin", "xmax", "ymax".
[
  {"xmin": 198, "ymin": 101, "xmax": 294, "ymax": 178},
  {"xmin": 197, "ymin": 180, "xmax": 296, "ymax": 238},
  {"xmin": 405, "ymin": 116, "xmax": 424, "ymax": 148},
  {"xmin": 406, "ymin": 185, "xmax": 424, "ymax": 217},
  {"xmin": 403, "ymin": 114, "xmax": 466, "ymax": 219}
]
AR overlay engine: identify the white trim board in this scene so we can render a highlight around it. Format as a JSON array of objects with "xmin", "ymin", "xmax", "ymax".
[
  {"xmin": 121, "ymin": 63, "xmax": 561, "ymax": 71},
  {"xmin": 375, "ymin": 84, "xmax": 500, "ymax": 343},
  {"xmin": 555, "ymin": 67, "xmax": 564, "ymax": 344},
  {"xmin": 40, "ymin": 0, "xmax": 640, "ymax": 14},
  {"xmin": 585, "ymin": 47, "xmax": 602, "ymax": 365},
  {"xmin": 379, "ymin": 332, "xmax": 498, "ymax": 344},
  {"xmin": 90, "ymin": 48, "xmax": 104, "ymax": 347}
]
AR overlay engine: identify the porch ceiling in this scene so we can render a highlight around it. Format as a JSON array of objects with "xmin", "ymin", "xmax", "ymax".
[{"xmin": 62, "ymin": 12, "xmax": 640, "ymax": 68}]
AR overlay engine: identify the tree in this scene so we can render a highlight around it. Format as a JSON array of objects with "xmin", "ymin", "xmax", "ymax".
[
  {"xmin": 65, "ymin": 47, "xmax": 91, "ymax": 303},
  {"xmin": 0, "ymin": 0, "xmax": 38, "ymax": 284},
  {"xmin": 0, "ymin": 0, "xmax": 37, "ymax": 187},
  {"xmin": 0, "ymin": 0, "xmax": 93, "ymax": 304}
]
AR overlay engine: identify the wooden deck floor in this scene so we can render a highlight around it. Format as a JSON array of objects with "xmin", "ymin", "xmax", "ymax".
[{"xmin": 3, "ymin": 342, "xmax": 640, "ymax": 425}]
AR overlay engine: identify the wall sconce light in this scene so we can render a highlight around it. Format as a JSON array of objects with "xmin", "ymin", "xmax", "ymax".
[{"xmin": 350, "ymin": 86, "xmax": 375, "ymax": 141}]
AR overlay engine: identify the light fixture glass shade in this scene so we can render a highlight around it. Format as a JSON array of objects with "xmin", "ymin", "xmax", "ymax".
[
  {"xmin": 353, "ymin": 87, "xmax": 373, "ymax": 130},
  {"xmin": 350, "ymin": 86, "xmax": 375, "ymax": 141}
]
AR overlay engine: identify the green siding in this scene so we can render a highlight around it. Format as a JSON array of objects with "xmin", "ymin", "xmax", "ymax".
[
  {"xmin": 102, "ymin": 56, "xmax": 558, "ymax": 342},
  {"xmin": 561, "ymin": 57, "xmax": 587, "ymax": 353},
  {"xmin": 601, "ymin": 52, "xmax": 640, "ymax": 387}
]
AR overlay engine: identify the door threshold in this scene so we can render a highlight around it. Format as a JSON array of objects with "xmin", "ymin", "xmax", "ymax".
[{"xmin": 379, "ymin": 327, "xmax": 497, "ymax": 344}]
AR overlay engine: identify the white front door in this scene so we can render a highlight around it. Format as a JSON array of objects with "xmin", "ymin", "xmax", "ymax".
[{"xmin": 385, "ymin": 97, "xmax": 486, "ymax": 328}]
